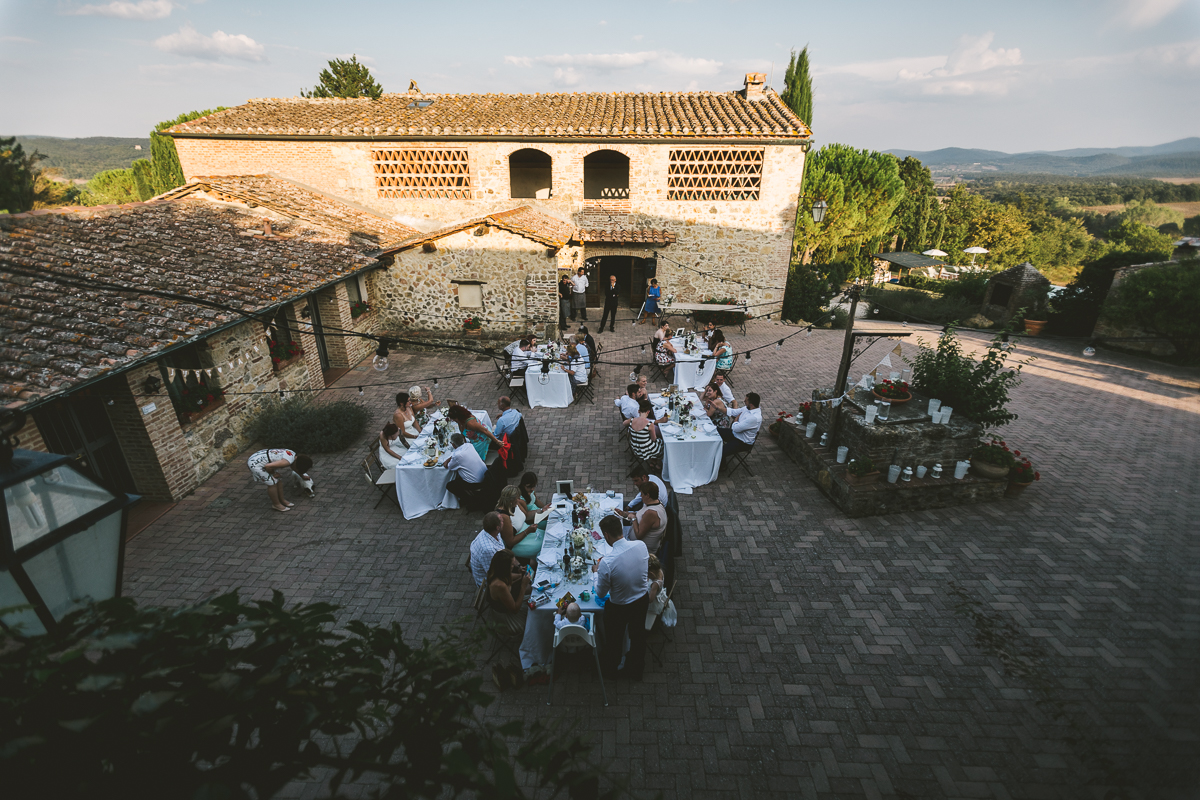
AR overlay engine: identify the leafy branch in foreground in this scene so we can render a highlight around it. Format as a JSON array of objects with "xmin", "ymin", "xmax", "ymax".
[{"xmin": 0, "ymin": 591, "xmax": 613, "ymax": 800}]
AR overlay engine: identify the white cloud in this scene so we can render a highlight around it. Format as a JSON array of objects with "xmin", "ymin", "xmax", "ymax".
[
  {"xmin": 506, "ymin": 50, "xmax": 722, "ymax": 77},
  {"xmin": 153, "ymin": 24, "xmax": 266, "ymax": 62},
  {"xmin": 822, "ymin": 33, "xmax": 1023, "ymax": 97},
  {"xmin": 1110, "ymin": 0, "xmax": 1186, "ymax": 28},
  {"xmin": 68, "ymin": 0, "xmax": 174, "ymax": 19},
  {"xmin": 1, "ymin": 36, "xmax": 39, "ymax": 44},
  {"xmin": 936, "ymin": 33, "xmax": 1022, "ymax": 75}
]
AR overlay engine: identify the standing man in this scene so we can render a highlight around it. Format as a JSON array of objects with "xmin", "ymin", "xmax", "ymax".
[
  {"xmin": 600, "ymin": 274, "xmax": 620, "ymax": 333},
  {"xmin": 570, "ymin": 266, "xmax": 589, "ymax": 322},
  {"xmin": 558, "ymin": 273, "xmax": 573, "ymax": 329},
  {"xmin": 594, "ymin": 515, "xmax": 650, "ymax": 680}
]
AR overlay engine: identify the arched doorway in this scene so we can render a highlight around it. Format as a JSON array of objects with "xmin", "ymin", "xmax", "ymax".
[
  {"xmin": 509, "ymin": 148, "xmax": 552, "ymax": 198},
  {"xmin": 583, "ymin": 150, "xmax": 629, "ymax": 200},
  {"xmin": 583, "ymin": 255, "xmax": 650, "ymax": 312}
]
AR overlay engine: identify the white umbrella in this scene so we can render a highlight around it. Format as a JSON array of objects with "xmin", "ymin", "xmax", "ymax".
[
  {"xmin": 922, "ymin": 249, "xmax": 948, "ymax": 257},
  {"xmin": 963, "ymin": 246, "xmax": 989, "ymax": 266}
]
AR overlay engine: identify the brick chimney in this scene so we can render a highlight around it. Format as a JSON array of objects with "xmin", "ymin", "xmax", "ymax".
[{"xmin": 743, "ymin": 72, "xmax": 767, "ymax": 100}]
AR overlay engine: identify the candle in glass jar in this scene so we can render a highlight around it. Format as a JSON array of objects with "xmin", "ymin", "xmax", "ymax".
[
  {"xmin": 927, "ymin": 398, "xmax": 941, "ymax": 416},
  {"xmin": 837, "ymin": 446, "xmax": 849, "ymax": 463},
  {"xmin": 887, "ymin": 464, "xmax": 902, "ymax": 483},
  {"xmin": 865, "ymin": 405, "xmax": 878, "ymax": 424},
  {"xmin": 805, "ymin": 422, "xmax": 817, "ymax": 438}
]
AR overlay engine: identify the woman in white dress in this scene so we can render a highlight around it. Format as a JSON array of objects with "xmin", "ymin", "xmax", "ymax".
[
  {"xmin": 392, "ymin": 392, "xmax": 421, "ymax": 446},
  {"xmin": 378, "ymin": 422, "xmax": 405, "ymax": 469}
]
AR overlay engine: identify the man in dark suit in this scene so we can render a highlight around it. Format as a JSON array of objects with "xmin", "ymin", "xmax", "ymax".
[{"xmin": 600, "ymin": 274, "xmax": 621, "ymax": 332}]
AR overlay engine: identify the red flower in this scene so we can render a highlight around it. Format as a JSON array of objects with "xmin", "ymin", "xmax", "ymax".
[
  {"xmin": 1013, "ymin": 450, "xmax": 1021, "ymax": 456},
  {"xmin": 1034, "ymin": 472, "xmax": 1040, "ymax": 480},
  {"xmin": 272, "ymin": 357, "xmax": 280, "ymax": 364}
]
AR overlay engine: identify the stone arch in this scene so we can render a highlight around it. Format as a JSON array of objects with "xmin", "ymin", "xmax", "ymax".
[
  {"xmin": 583, "ymin": 149, "xmax": 630, "ymax": 200},
  {"xmin": 508, "ymin": 148, "xmax": 552, "ymax": 199}
]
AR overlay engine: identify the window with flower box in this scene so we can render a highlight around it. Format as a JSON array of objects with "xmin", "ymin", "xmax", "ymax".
[
  {"xmin": 159, "ymin": 342, "xmax": 225, "ymax": 423},
  {"xmin": 266, "ymin": 307, "xmax": 303, "ymax": 369},
  {"xmin": 345, "ymin": 276, "xmax": 370, "ymax": 319}
]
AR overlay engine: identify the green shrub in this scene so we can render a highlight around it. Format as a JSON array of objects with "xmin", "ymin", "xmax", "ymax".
[
  {"xmin": 939, "ymin": 272, "xmax": 991, "ymax": 305},
  {"xmin": 249, "ymin": 397, "xmax": 371, "ymax": 453},
  {"xmin": 829, "ymin": 307, "xmax": 850, "ymax": 329},
  {"xmin": 908, "ymin": 327, "xmax": 1025, "ymax": 429},
  {"xmin": 1104, "ymin": 259, "xmax": 1200, "ymax": 360},
  {"xmin": 864, "ymin": 287, "xmax": 977, "ymax": 325}
]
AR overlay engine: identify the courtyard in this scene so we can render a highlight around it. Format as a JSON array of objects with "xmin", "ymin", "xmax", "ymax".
[{"xmin": 121, "ymin": 318, "xmax": 1200, "ymax": 799}]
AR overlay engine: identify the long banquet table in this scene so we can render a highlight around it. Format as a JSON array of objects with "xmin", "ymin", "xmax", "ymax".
[
  {"xmin": 649, "ymin": 391, "xmax": 722, "ymax": 494},
  {"xmin": 392, "ymin": 408, "xmax": 492, "ymax": 520}
]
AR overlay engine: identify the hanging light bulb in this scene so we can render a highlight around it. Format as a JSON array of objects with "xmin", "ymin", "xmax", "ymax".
[
  {"xmin": 805, "ymin": 327, "xmax": 812, "ymax": 337},
  {"xmin": 629, "ymin": 371, "xmax": 638, "ymax": 383},
  {"xmin": 433, "ymin": 377, "xmax": 439, "ymax": 389},
  {"xmin": 279, "ymin": 390, "xmax": 285, "ymax": 399},
  {"xmin": 1083, "ymin": 346, "xmax": 1096, "ymax": 357},
  {"xmin": 902, "ymin": 320, "xmax": 908, "ymax": 326},
  {"xmin": 373, "ymin": 342, "xmax": 390, "ymax": 372},
  {"xmin": 358, "ymin": 386, "xmax": 364, "ymax": 395},
  {"xmin": 775, "ymin": 340, "xmax": 782, "ymax": 350},
  {"xmin": 744, "ymin": 351, "xmax": 752, "ymax": 364},
  {"xmin": 873, "ymin": 308, "xmax": 880, "ymax": 314},
  {"xmin": 641, "ymin": 344, "xmax": 646, "ymax": 354},
  {"xmin": 107, "ymin": 399, "xmax": 114, "ymax": 406}
]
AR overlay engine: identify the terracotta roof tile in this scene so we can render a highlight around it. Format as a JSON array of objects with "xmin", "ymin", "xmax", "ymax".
[
  {"xmin": 167, "ymin": 89, "xmax": 811, "ymax": 140},
  {"xmin": 578, "ymin": 229, "xmax": 677, "ymax": 245},
  {"xmin": 0, "ymin": 199, "xmax": 379, "ymax": 408},
  {"xmin": 376, "ymin": 205, "xmax": 578, "ymax": 254}
]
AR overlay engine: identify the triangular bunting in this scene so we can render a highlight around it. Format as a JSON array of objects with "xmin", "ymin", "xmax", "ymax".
[
  {"xmin": 892, "ymin": 343, "xmax": 903, "ymax": 356},
  {"xmin": 167, "ymin": 367, "xmax": 175, "ymax": 381},
  {"xmin": 878, "ymin": 354, "xmax": 893, "ymax": 368}
]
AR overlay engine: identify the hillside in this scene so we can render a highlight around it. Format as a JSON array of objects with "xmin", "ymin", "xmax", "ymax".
[
  {"xmin": 11, "ymin": 136, "xmax": 152, "ymax": 180},
  {"xmin": 888, "ymin": 138, "xmax": 1200, "ymax": 178}
]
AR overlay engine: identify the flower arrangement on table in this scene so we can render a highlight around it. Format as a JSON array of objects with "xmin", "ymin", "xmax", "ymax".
[
  {"xmin": 268, "ymin": 338, "xmax": 303, "ymax": 366},
  {"xmin": 872, "ymin": 379, "xmax": 912, "ymax": 402},
  {"xmin": 571, "ymin": 529, "xmax": 591, "ymax": 551},
  {"xmin": 768, "ymin": 410, "xmax": 794, "ymax": 436},
  {"xmin": 1008, "ymin": 453, "xmax": 1040, "ymax": 485},
  {"xmin": 350, "ymin": 300, "xmax": 370, "ymax": 319},
  {"xmin": 462, "ymin": 316, "xmax": 483, "ymax": 332}
]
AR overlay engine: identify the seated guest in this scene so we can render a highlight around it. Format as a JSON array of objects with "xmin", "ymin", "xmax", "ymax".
[
  {"xmin": 627, "ymin": 399, "xmax": 664, "ymax": 469},
  {"xmin": 654, "ymin": 319, "xmax": 671, "ymax": 342},
  {"xmin": 442, "ymin": 433, "xmax": 487, "ymax": 498},
  {"xmin": 503, "ymin": 337, "xmax": 525, "ymax": 357},
  {"xmin": 578, "ymin": 326, "xmax": 598, "ymax": 363},
  {"xmin": 508, "ymin": 339, "xmax": 534, "ymax": 374},
  {"xmin": 408, "ymin": 384, "xmax": 437, "ymax": 414},
  {"xmin": 555, "ymin": 601, "xmax": 583, "ymax": 631},
  {"xmin": 493, "ymin": 395, "xmax": 522, "ymax": 439},
  {"xmin": 654, "ymin": 328, "xmax": 677, "ymax": 368},
  {"xmin": 378, "ymin": 422, "xmax": 405, "ymax": 469},
  {"xmin": 516, "ymin": 472, "xmax": 552, "ymax": 525},
  {"xmin": 447, "ymin": 404, "xmax": 502, "ymax": 460},
  {"xmin": 469, "ymin": 511, "xmax": 505, "ymax": 585},
  {"xmin": 636, "ymin": 374, "xmax": 650, "ymax": 401},
  {"xmin": 710, "ymin": 373, "xmax": 736, "ymax": 407},
  {"xmin": 644, "ymin": 554, "xmax": 668, "ymax": 629},
  {"xmin": 562, "ymin": 343, "xmax": 588, "ymax": 386},
  {"xmin": 485, "ymin": 548, "xmax": 531, "ymax": 690},
  {"xmin": 393, "ymin": 392, "xmax": 421, "ymax": 445},
  {"xmin": 495, "ymin": 485, "xmax": 535, "ymax": 551},
  {"xmin": 710, "ymin": 330, "xmax": 733, "ymax": 377},
  {"xmin": 594, "ymin": 515, "xmax": 650, "ymax": 681},
  {"xmin": 627, "ymin": 464, "xmax": 669, "ymax": 510},
  {"xmin": 719, "ymin": 392, "xmax": 762, "ymax": 460},
  {"xmin": 614, "ymin": 480, "xmax": 668, "ymax": 555},
  {"xmin": 701, "ymin": 385, "xmax": 732, "ymax": 429},
  {"xmin": 700, "ymin": 321, "xmax": 717, "ymax": 346},
  {"xmin": 615, "ymin": 383, "xmax": 641, "ymax": 419}
]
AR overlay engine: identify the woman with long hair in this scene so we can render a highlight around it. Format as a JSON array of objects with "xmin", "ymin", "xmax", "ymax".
[
  {"xmin": 392, "ymin": 392, "xmax": 420, "ymax": 445},
  {"xmin": 710, "ymin": 329, "xmax": 733, "ymax": 376},
  {"xmin": 377, "ymin": 422, "xmax": 405, "ymax": 469},
  {"xmin": 447, "ymin": 403, "xmax": 502, "ymax": 462},
  {"xmin": 484, "ymin": 548, "xmax": 531, "ymax": 690},
  {"xmin": 628, "ymin": 399, "xmax": 664, "ymax": 469}
]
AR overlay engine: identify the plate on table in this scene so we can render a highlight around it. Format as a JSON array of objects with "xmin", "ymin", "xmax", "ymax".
[{"xmin": 423, "ymin": 458, "xmax": 438, "ymax": 469}]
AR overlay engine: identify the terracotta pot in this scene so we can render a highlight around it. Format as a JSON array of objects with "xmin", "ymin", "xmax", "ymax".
[
  {"xmin": 1024, "ymin": 319, "xmax": 1047, "ymax": 336},
  {"xmin": 464, "ymin": 328, "xmax": 483, "ymax": 337},
  {"xmin": 970, "ymin": 458, "xmax": 1010, "ymax": 480},
  {"xmin": 846, "ymin": 470, "xmax": 881, "ymax": 486},
  {"xmin": 1004, "ymin": 480, "xmax": 1032, "ymax": 499},
  {"xmin": 872, "ymin": 390, "xmax": 912, "ymax": 404}
]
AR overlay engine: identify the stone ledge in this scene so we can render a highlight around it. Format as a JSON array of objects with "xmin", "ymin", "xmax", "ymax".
[{"xmin": 777, "ymin": 419, "xmax": 1005, "ymax": 517}]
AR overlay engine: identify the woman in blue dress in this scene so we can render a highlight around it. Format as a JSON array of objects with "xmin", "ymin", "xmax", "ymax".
[{"xmin": 643, "ymin": 278, "xmax": 661, "ymax": 324}]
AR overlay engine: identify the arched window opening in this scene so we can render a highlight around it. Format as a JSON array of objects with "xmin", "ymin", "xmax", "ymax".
[
  {"xmin": 509, "ymin": 149, "xmax": 552, "ymax": 199},
  {"xmin": 583, "ymin": 150, "xmax": 629, "ymax": 200}
]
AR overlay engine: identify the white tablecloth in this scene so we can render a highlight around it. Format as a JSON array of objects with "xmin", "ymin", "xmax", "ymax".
[
  {"xmin": 520, "ymin": 492, "xmax": 623, "ymax": 668},
  {"xmin": 651, "ymin": 392, "xmax": 722, "ymax": 494},
  {"xmin": 524, "ymin": 365, "xmax": 574, "ymax": 408},
  {"xmin": 393, "ymin": 409, "xmax": 492, "ymax": 520},
  {"xmin": 671, "ymin": 337, "xmax": 715, "ymax": 391}
]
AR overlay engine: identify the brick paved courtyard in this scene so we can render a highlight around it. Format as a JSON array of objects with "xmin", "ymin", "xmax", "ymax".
[{"xmin": 122, "ymin": 318, "xmax": 1200, "ymax": 799}]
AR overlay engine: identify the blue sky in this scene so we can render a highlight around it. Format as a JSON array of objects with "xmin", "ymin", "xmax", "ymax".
[{"xmin": 1, "ymin": 0, "xmax": 1197, "ymax": 152}]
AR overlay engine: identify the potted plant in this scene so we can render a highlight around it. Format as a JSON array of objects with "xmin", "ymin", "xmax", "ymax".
[
  {"xmin": 970, "ymin": 439, "xmax": 1016, "ymax": 479},
  {"xmin": 462, "ymin": 316, "xmax": 483, "ymax": 337},
  {"xmin": 350, "ymin": 300, "xmax": 370, "ymax": 319},
  {"xmin": 798, "ymin": 401, "xmax": 813, "ymax": 424},
  {"xmin": 768, "ymin": 411, "xmax": 793, "ymax": 438},
  {"xmin": 845, "ymin": 455, "xmax": 881, "ymax": 486},
  {"xmin": 872, "ymin": 379, "xmax": 912, "ymax": 404},
  {"xmin": 1005, "ymin": 453, "xmax": 1040, "ymax": 498},
  {"xmin": 268, "ymin": 338, "xmax": 303, "ymax": 369},
  {"xmin": 1021, "ymin": 284, "xmax": 1051, "ymax": 336}
]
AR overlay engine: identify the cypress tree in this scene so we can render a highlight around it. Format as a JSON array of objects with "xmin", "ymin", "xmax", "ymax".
[
  {"xmin": 781, "ymin": 46, "xmax": 813, "ymax": 127},
  {"xmin": 149, "ymin": 108, "xmax": 227, "ymax": 195}
]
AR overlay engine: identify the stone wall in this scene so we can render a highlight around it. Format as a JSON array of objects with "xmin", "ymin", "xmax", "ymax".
[
  {"xmin": 374, "ymin": 227, "xmax": 578, "ymax": 335},
  {"xmin": 174, "ymin": 138, "xmax": 805, "ymax": 313}
]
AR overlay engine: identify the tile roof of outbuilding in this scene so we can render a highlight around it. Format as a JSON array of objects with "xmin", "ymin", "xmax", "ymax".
[
  {"xmin": 159, "ymin": 174, "xmax": 418, "ymax": 246},
  {"xmin": 579, "ymin": 228, "xmax": 677, "ymax": 245},
  {"xmin": 376, "ymin": 206, "xmax": 578, "ymax": 254},
  {"xmin": 0, "ymin": 199, "xmax": 380, "ymax": 408},
  {"xmin": 166, "ymin": 90, "xmax": 812, "ymax": 141}
]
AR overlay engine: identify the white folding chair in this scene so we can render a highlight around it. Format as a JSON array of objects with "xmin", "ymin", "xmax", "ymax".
[{"xmin": 546, "ymin": 613, "xmax": 608, "ymax": 706}]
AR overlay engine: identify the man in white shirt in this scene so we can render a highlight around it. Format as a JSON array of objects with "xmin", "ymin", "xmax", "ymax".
[
  {"xmin": 710, "ymin": 374, "xmax": 736, "ymax": 407},
  {"xmin": 509, "ymin": 339, "xmax": 534, "ymax": 375},
  {"xmin": 626, "ymin": 464, "xmax": 669, "ymax": 510},
  {"xmin": 594, "ymin": 515, "xmax": 650, "ymax": 680},
  {"xmin": 570, "ymin": 266, "xmax": 589, "ymax": 322},
  {"xmin": 719, "ymin": 392, "xmax": 762, "ymax": 460},
  {"xmin": 615, "ymin": 384, "xmax": 640, "ymax": 419},
  {"xmin": 469, "ymin": 512, "xmax": 504, "ymax": 585},
  {"xmin": 444, "ymin": 434, "xmax": 484, "ymax": 484}
]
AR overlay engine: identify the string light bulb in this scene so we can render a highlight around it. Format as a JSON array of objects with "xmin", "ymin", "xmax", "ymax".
[
  {"xmin": 1083, "ymin": 345, "xmax": 1096, "ymax": 357},
  {"xmin": 775, "ymin": 340, "xmax": 782, "ymax": 350},
  {"xmin": 805, "ymin": 327, "xmax": 812, "ymax": 337},
  {"xmin": 373, "ymin": 342, "xmax": 390, "ymax": 372},
  {"xmin": 434, "ymin": 377, "xmax": 439, "ymax": 389},
  {"xmin": 107, "ymin": 399, "xmax": 114, "ymax": 406},
  {"xmin": 744, "ymin": 351, "xmax": 752, "ymax": 364},
  {"xmin": 358, "ymin": 386, "xmax": 364, "ymax": 395}
]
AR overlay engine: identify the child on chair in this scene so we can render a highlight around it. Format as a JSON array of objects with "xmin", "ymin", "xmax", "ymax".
[{"xmin": 554, "ymin": 601, "xmax": 582, "ymax": 630}]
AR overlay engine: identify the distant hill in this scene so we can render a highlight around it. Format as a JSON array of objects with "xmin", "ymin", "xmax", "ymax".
[
  {"xmin": 887, "ymin": 137, "xmax": 1200, "ymax": 178},
  {"xmin": 11, "ymin": 136, "xmax": 152, "ymax": 181}
]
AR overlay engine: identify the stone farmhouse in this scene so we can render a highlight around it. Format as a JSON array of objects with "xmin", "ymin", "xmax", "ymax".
[
  {"xmin": 165, "ymin": 74, "xmax": 813, "ymax": 332},
  {"xmin": 0, "ymin": 176, "xmax": 413, "ymax": 505}
]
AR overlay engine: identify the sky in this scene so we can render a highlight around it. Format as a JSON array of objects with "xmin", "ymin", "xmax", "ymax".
[{"xmin": 1, "ymin": 0, "xmax": 1198, "ymax": 153}]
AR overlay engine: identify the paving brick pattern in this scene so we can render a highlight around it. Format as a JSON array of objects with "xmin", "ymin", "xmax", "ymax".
[{"xmin": 123, "ymin": 318, "xmax": 1200, "ymax": 799}]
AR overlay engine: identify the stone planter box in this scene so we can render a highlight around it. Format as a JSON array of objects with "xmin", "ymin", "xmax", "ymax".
[{"xmin": 272, "ymin": 354, "xmax": 303, "ymax": 372}]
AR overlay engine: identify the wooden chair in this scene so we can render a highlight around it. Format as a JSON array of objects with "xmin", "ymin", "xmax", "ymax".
[
  {"xmin": 361, "ymin": 450, "xmax": 400, "ymax": 511},
  {"xmin": 716, "ymin": 353, "xmax": 737, "ymax": 388}
]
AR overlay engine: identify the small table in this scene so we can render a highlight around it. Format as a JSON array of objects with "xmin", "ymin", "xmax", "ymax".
[
  {"xmin": 663, "ymin": 302, "xmax": 748, "ymax": 336},
  {"xmin": 524, "ymin": 364, "xmax": 574, "ymax": 408},
  {"xmin": 520, "ymin": 492, "xmax": 624, "ymax": 669},
  {"xmin": 670, "ymin": 338, "xmax": 714, "ymax": 391},
  {"xmin": 392, "ymin": 409, "xmax": 492, "ymax": 520},
  {"xmin": 650, "ymin": 392, "xmax": 723, "ymax": 494}
]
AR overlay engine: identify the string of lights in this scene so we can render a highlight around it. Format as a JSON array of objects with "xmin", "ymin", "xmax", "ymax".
[{"xmin": 649, "ymin": 250, "xmax": 787, "ymax": 293}]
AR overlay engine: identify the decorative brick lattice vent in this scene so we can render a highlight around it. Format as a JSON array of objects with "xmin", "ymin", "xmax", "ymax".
[
  {"xmin": 372, "ymin": 149, "xmax": 472, "ymax": 199},
  {"xmin": 667, "ymin": 148, "xmax": 763, "ymax": 201}
]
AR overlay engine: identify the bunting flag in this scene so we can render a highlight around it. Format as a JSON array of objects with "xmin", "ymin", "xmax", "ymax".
[
  {"xmin": 217, "ymin": 366, "xmax": 223, "ymax": 374},
  {"xmin": 892, "ymin": 343, "xmax": 904, "ymax": 356},
  {"xmin": 253, "ymin": 345, "xmax": 260, "ymax": 353},
  {"xmin": 878, "ymin": 354, "xmax": 893, "ymax": 368},
  {"xmin": 166, "ymin": 367, "xmax": 175, "ymax": 381}
]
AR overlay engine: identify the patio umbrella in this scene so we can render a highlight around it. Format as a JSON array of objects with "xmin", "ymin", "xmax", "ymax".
[
  {"xmin": 963, "ymin": 246, "xmax": 989, "ymax": 266},
  {"xmin": 922, "ymin": 249, "xmax": 949, "ymax": 257}
]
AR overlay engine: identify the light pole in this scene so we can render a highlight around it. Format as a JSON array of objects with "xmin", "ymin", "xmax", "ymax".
[{"xmin": 0, "ymin": 409, "xmax": 140, "ymax": 636}]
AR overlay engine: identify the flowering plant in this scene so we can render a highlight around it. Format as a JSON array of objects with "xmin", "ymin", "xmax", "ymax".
[
  {"xmin": 180, "ymin": 385, "xmax": 225, "ymax": 414},
  {"xmin": 462, "ymin": 316, "xmax": 483, "ymax": 331},
  {"xmin": 350, "ymin": 300, "xmax": 370, "ymax": 319},
  {"xmin": 798, "ymin": 401, "xmax": 813, "ymax": 423},
  {"xmin": 971, "ymin": 439, "xmax": 1016, "ymax": 469},
  {"xmin": 768, "ymin": 410, "xmax": 794, "ymax": 436},
  {"xmin": 1009, "ymin": 455, "xmax": 1040, "ymax": 484},
  {"xmin": 873, "ymin": 379, "xmax": 911, "ymax": 400},
  {"xmin": 268, "ymin": 338, "xmax": 302, "ymax": 365},
  {"xmin": 847, "ymin": 455, "xmax": 876, "ymax": 477}
]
